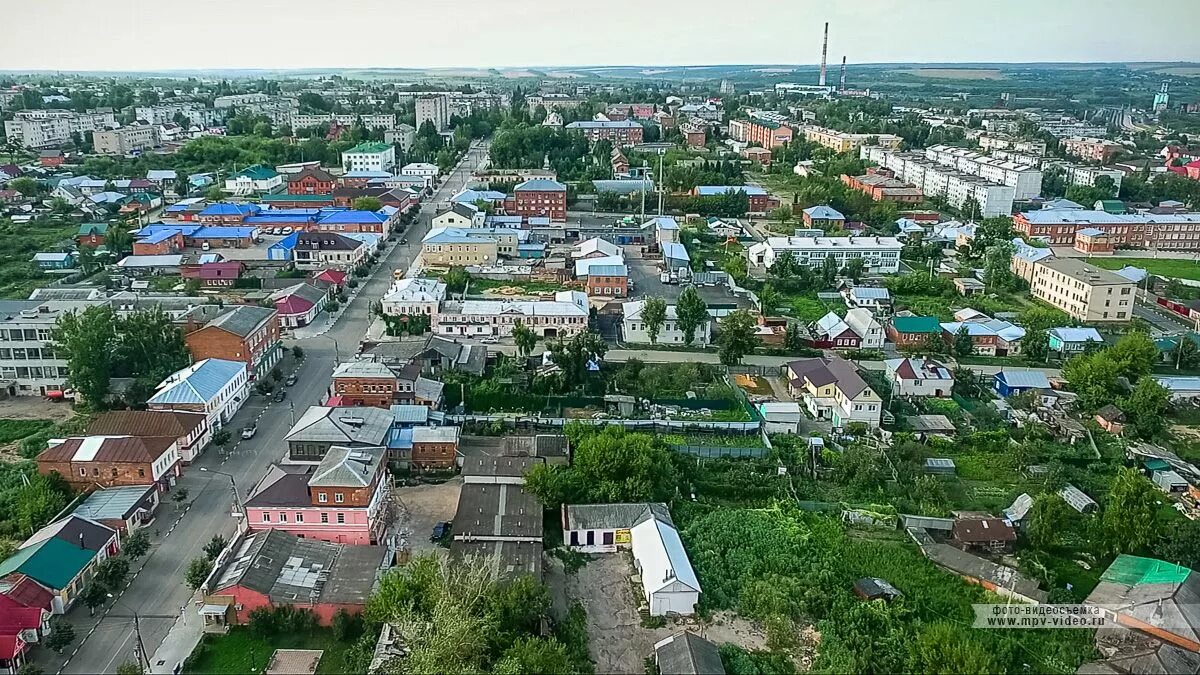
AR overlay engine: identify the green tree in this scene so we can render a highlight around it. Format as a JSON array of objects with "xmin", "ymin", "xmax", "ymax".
[
  {"xmin": 106, "ymin": 226, "xmax": 134, "ymax": 256},
  {"xmin": 675, "ymin": 286, "xmax": 710, "ymax": 346},
  {"xmin": 494, "ymin": 637, "xmax": 576, "ymax": 675},
  {"xmin": 1120, "ymin": 378, "xmax": 1171, "ymax": 440},
  {"xmin": 1154, "ymin": 519, "xmax": 1200, "ymax": 570},
  {"xmin": 44, "ymin": 618, "xmax": 75, "ymax": 653},
  {"xmin": 9, "ymin": 177, "xmax": 42, "ymax": 197},
  {"xmin": 444, "ymin": 266, "xmax": 470, "ymax": 293},
  {"xmin": 16, "ymin": 469, "xmax": 73, "ymax": 534},
  {"xmin": 638, "ymin": 296, "xmax": 668, "ymax": 344},
  {"xmin": 511, "ymin": 320, "xmax": 538, "ymax": 357},
  {"xmin": 204, "ymin": 186, "xmax": 225, "ymax": 201},
  {"xmin": 115, "ymin": 662, "xmax": 144, "ymax": 675},
  {"xmin": 1102, "ymin": 468, "xmax": 1161, "ymax": 556},
  {"xmin": 1026, "ymin": 494, "xmax": 1072, "ymax": 549},
  {"xmin": 548, "ymin": 331, "xmax": 608, "ymax": 390},
  {"xmin": 80, "ymin": 583, "xmax": 109, "ymax": 616},
  {"xmin": 1062, "ymin": 350, "xmax": 1121, "ymax": 410},
  {"xmin": 123, "ymin": 529, "xmax": 150, "ymax": 558},
  {"xmin": 52, "ymin": 304, "xmax": 118, "ymax": 405},
  {"xmin": 1023, "ymin": 328, "xmax": 1049, "ymax": 363},
  {"xmin": 212, "ymin": 428, "xmax": 232, "ymax": 450},
  {"xmin": 96, "ymin": 556, "xmax": 130, "ymax": 590},
  {"xmin": 185, "ymin": 558, "xmax": 213, "ymax": 590},
  {"xmin": 841, "ymin": 257, "xmax": 865, "ymax": 283},
  {"xmin": 526, "ymin": 427, "xmax": 676, "ymax": 508},
  {"xmin": 203, "ymin": 534, "xmax": 227, "ymax": 560},
  {"xmin": 718, "ymin": 310, "xmax": 761, "ymax": 366},
  {"xmin": 1171, "ymin": 337, "xmax": 1200, "ymax": 370},
  {"xmin": 757, "ymin": 285, "xmax": 781, "ymax": 316},
  {"xmin": 953, "ymin": 325, "xmax": 973, "ymax": 357},
  {"xmin": 352, "ymin": 196, "xmax": 382, "ymax": 211},
  {"xmin": 820, "ymin": 253, "xmax": 839, "ymax": 286},
  {"xmin": 113, "ymin": 307, "xmax": 192, "ymax": 399},
  {"xmin": 1107, "ymin": 332, "xmax": 1158, "ymax": 382},
  {"xmin": 982, "ymin": 240, "xmax": 1017, "ymax": 291}
]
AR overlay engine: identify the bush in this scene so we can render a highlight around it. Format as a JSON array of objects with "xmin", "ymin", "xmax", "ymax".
[
  {"xmin": 203, "ymin": 534, "xmax": 226, "ymax": 561},
  {"xmin": 332, "ymin": 608, "xmax": 364, "ymax": 642},
  {"xmin": 45, "ymin": 618, "xmax": 75, "ymax": 653},
  {"xmin": 325, "ymin": 301, "xmax": 340, "ymax": 313},
  {"xmin": 291, "ymin": 346, "xmax": 304, "ymax": 360}
]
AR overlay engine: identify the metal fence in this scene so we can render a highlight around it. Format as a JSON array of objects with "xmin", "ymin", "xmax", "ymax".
[
  {"xmin": 669, "ymin": 444, "xmax": 768, "ymax": 459},
  {"xmin": 447, "ymin": 414, "xmax": 761, "ymax": 434}
]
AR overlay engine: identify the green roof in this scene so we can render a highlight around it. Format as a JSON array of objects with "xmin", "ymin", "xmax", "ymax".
[
  {"xmin": 345, "ymin": 141, "xmax": 391, "ymax": 154},
  {"xmin": 1155, "ymin": 333, "xmax": 1200, "ymax": 352},
  {"xmin": 0, "ymin": 537, "xmax": 99, "ymax": 590},
  {"xmin": 890, "ymin": 316, "xmax": 941, "ymax": 334},
  {"xmin": 1101, "ymin": 554, "xmax": 1191, "ymax": 588},
  {"xmin": 1098, "ymin": 200, "xmax": 1125, "ymax": 214},
  {"xmin": 78, "ymin": 222, "xmax": 109, "ymax": 236},
  {"xmin": 1143, "ymin": 458, "xmax": 1171, "ymax": 472},
  {"xmin": 260, "ymin": 194, "xmax": 333, "ymax": 202},
  {"xmin": 235, "ymin": 164, "xmax": 279, "ymax": 180}
]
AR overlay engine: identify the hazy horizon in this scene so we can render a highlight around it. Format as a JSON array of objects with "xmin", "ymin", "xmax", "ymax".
[{"xmin": 3, "ymin": 0, "xmax": 1199, "ymax": 72}]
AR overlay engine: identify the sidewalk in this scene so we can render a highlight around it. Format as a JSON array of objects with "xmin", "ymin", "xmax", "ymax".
[{"xmin": 146, "ymin": 595, "xmax": 203, "ymax": 675}]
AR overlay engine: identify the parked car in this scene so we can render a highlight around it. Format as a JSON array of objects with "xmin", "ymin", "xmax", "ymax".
[
  {"xmin": 480, "ymin": 336, "xmax": 499, "ymax": 344},
  {"xmin": 241, "ymin": 425, "xmax": 256, "ymax": 440},
  {"xmin": 273, "ymin": 389, "xmax": 286, "ymax": 402},
  {"xmin": 431, "ymin": 521, "xmax": 452, "ymax": 541},
  {"xmin": 272, "ymin": 227, "xmax": 283, "ymax": 235},
  {"xmin": 282, "ymin": 227, "xmax": 294, "ymax": 235},
  {"xmin": 400, "ymin": 238, "xmax": 408, "ymax": 245},
  {"xmin": 285, "ymin": 374, "xmax": 298, "ymax": 386}
]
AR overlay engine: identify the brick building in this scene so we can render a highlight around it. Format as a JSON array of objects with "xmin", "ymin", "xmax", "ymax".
[
  {"xmin": 183, "ymin": 305, "xmax": 282, "ymax": 381},
  {"xmin": 286, "ymin": 166, "xmax": 336, "ymax": 195},
  {"xmin": 680, "ymin": 124, "xmax": 707, "ymax": 148},
  {"xmin": 331, "ymin": 361, "xmax": 398, "ymax": 408},
  {"xmin": 411, "ymin": 426, "xmax": 460, "ymax": 471},
  {"xmin": 565, "ymin": 120, "xmax": 645, "ymax": 145},
  {"xmin": 84, "ymin": 410, "xmax": 210, "ymax": 465},
  {"xmin": 36, "ymin": 436, "xmax": 181, "ymax": 491},
  {"xmin": 586, "ymin": 264, "xmax": 629, "ymax": 297},
  {"xmin": 504, "ymin": 178, "xmax": 567, "ymax": 223}
]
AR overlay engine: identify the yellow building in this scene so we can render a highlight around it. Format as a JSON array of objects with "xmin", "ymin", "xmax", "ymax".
[
  {"xmin": 420, "ymin": 227, "xmax": 501, "ymax": 266},
  {"xmin": 1029, "ymin": 258, "xmax": 1136, "ymax": 322},
  {"xmin": 802, "ymin": 125, "xmax": 903, "ymax": 153}
]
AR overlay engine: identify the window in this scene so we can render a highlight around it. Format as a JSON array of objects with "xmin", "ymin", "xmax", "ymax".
[
  {"xmin": 334, "ymin": 493, "xmax": 344, "ymax": 503},
  {"xmin": 279, "ymin": 512, "xmax": 287, "ymax": 522},
  {"xmin": 296, "ymin": 513, "xmax": 304, "ymax": 522},
  {"xmin": 79, "ymin": 467, "xmax": 86, "ymax": 477},
  {"xmin": 318, "ymin": 492, "xmax": 327, "ymax": 503},
  {"xmin": 321, "ymin": 513, "xmax": 329, "ymax": 523},
  {"xmin": 263, "ymin": 512, "xmax": 271, "ymax": 522},
  {"xmin": 336, "ymin": 513, "xmax": 345, "ymax": 524},
  {"xmin": 138, "ymin": 468, "xmax": 145, "ymax": 478}
]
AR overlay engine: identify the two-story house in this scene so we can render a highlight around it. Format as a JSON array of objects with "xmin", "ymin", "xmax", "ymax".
[
  {"xmin": 284, "ymin": 406, "xmax": 393, "ymax": 463},
  {"xmin": 883, "ymin": 357, "xmax": 955, "ymax": 398},
  {"xmin": 331, "ymin": 361, "xmax": 398, "ymax": 408},
  {"xmin": 146, "ymin": 359, "xmax": 249, "ymax": 431},
  {"xmin": 785, "ymin": 356, "xmax": 882, "ymax": 428},
  {"xmin": 183, "ymin": 305, "xmax": 282, "ymax": 381},
  {"xmin": 293, "ymin": 232, "xmax": 368, "ymax": 271},
  {"xmin": 286, "ymin": 166, "xmax": 336, "ymax": 195},
  {"xmin": 245, "ymin": 445, "xmax": 390, "ymax": 545},
  {"xmin": 84, "ymin": 410, "xmax": 210, "ymax": 464},
  {"xmin": 622, "ymin": 300, "xmax": 711, "ymax": 345},
  {"xmin": 36, "ymin": 435, "xmax": 181, "ymax": 491}
]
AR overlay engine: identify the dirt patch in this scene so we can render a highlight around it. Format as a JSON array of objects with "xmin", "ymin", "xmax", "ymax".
[
  {"xmin": 1173, "ymin": 424, "xmax": 1200, "ymax": 440},
  {"xmin": 0, "ymin": 398, "xmax": 76, "ymax": 422},
  {"xmin": 393, "ymin": 478, "xmax": 462, "ymax": 554},
  {"xmin": 734, "ymin": 374, "xmax": 774, "ymax": 396}
]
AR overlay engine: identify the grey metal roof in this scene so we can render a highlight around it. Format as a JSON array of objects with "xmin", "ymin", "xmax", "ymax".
[
  {"xmin": 332, "ymin": 361, "xmax": 396, "ymax": 379},
  {"xmin": 72, "ymin": 485, "xmax": 157, "ymax": 521},
  {"xmin": 212, "ymin": 529, "xmax": 381, "ymax": 606},
  {"xmin": 204, "ymin": 305, "xmax": 276, "ymax": 338},
  {"xmin": 285, "ymin": 406, "xmax": 393, "ymax": 445},
  {"xmin": 453, "ymin": 483, "xmax": 542, "ymax": 539},
  {"xmin": 451, "ymin": 540, "xmax": 543, "ymax": 580},
  {"xmin": 655, "ymin": 632, "xmax": 726, "ymax": 675},
  {"xmin": 389, "ymin": 404, "xmax": 430, "ymax": 425},
  {"xmin": 995, "ymin": 369, "xmax": 1051, "ymax": 389},
  {"xmin": 565, "ymin": 502, "xmax": 673, "ymax": 531},
  {"xmin": 414, "ymin": 376, "xmax": 444, "ymax": 402},
  {"xmin": 462, "ymin": 455, "xmax": 538, "ymax": 478},
  {"xmin": 309, "ymin": 446, "xmax": 386, "ymax": 488}
]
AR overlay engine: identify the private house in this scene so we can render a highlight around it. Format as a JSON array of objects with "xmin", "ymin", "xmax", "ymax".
[
  {"xmin": 286, "ymin": 167, "xmax": 335, "ymax": 195},
  {"xmin": 380, "ymin": 278, "xmax": 446, "ymax": 317},
  {"xmin": 146, "ymin": 358, "xmax": 249, "ymax": 431},
  {"xmin": 332, "ymin": 361, "xmax": 398, "ymax": 408},
  {"xmin": 183, "ymin": 305, "xmax": 282, "ymax": 381},
  {"xmin": 940, "ymin": 312, "xmax": 1025, "ymax": 356},
  {"xmin": 993, "ymin": 370, "xmax": 1052, "ymax": 398},
  {"xmin": 844, "ymin": 287, "xmax": 891, "ymax": 313},
  {"xmin": 883, "ymin": 357, "xmax": 955, "ymax": 397},
  {"xmin": 293, "ymin": 232, "xmax": 368, "ymax": 271},
  {"xmin": 284, "ymin": 405, "xmax": 393, "ymax": 463},
  {"xmin": 434, "ymin": 291, "xmax": 590, "ymax": 339},
  {"xmin": 812, "ymin": 311, "xmax": 861, "ymax": 349},
  {"xmin": 84, "ymin": 410, "xmax": 210, "ymax": 464},
  {"xmin": 653, "ymin": 632, "xmax": 725, "ymax": 675},
  {"xmin": 224, "ymin": 165, "xmax": 282, "ymax": 195},
  {"xmin": 77, "ymin": 222, "xmax": 109, "ymax": 247},
  {"xmin": 180, "ymin": 261, "xmax": 245, "ymax": 288},
  {"xmin": 0, "ymin": 516, "xmax": 120, "ymax": 614},
  {"xmin": 1047, "ymin": 327, "xmax": 1104, "ymax": 354},
  {"xmin": 411, "ymin": 426, "xmax": 460, "ymax": 471},
  {"xmin": 432, "ymin": 203, "xmax": 486, "ymax": 229},
  {"xmin": 563, "ymin": 503, "xmax": 700, "ymax": 616},
  {"xmin": 0, "ymin": 589, "xmax": 51, "ymax": 673},
  {"xmin": 32, "ymin": 252, "xmax": 75, "ymax": 271},
  {"xmin": 586, "ymin": 264, "xmax": 629, "ymax": 298},
  {"xmin": 951, "ymin": 517, "xmax": 1017, "ymax": 553},
  {"xmin": 37, "ymin": 435, "xmax": 181, "ymax": 491},
  {"xmin": 887, "ymin": 315, "xmax": 942, "ymax": 349},
  {"xmin": 246, "ymin": 445, "xmax": 391, "ymax": 545},
  {"xmin": 421, "ymin": 227, "xmax": 500, "ymax": 266},
  {"xmin": 272, "ymin": 283, "xmax": 329, "ymax": 328},
  {"xmin": 1095, "ymin": 405, "xmax": 1126, "ymax": 436},
  {"xmin": 70, "ymin": 485, "xmax": 159, "ymax": 535},
  {"xmin": 844, "ymin": 308, "xmax": 885, "ymax": 349},
  {"xmin": 785, "ymin": 356, "xmax": 882, "ymax": 428},
  {"xmin": 202, "ymin": 529, "xmax": 381, "ymax": 627},
  {"xmin": 622, "ymin": 300, "xmax": 711, "ymax": 346},
  {"xmin": 802, "ymin": 205, "xmax": 846, "ymax": 230}
]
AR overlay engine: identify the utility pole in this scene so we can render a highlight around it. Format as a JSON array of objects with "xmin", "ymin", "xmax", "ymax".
[
  {"xmin": 640, "ymin": 162, "xmax": 648, "ymax": 222},
  {"xmin": 134, "ymin": 610, "xmax": 149, "ymax": 673},
  {"xmin": 657, "ymin": 150, "xmax": 665, "ymax": 216}
]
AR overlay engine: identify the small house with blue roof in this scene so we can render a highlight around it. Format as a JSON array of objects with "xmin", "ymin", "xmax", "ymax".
[
  {"xmin": 994, "ymin": 369, "xmax": 1052, "ymax": 398},
  {"xmin": 802, "ymin": 205, "xmax": 846, "ymax": 229},
  {"xmin": 1047, "ymin": 327, "xmax": 1104, "ymax": 354},
  {"xmin": 267, "ymin": 232, "xmax": 301, "ymax": 261},
  {"xmin": 146, "ymin": 358, "xmax": 249, "ymax": 429},
  {"xmin": 662, "ymin": 242, "xmax": 690, "ymax": 273}
]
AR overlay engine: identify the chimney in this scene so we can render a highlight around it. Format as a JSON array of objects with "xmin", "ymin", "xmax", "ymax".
[
  {"xmin": 818, "ymin": 22, "xmax": 829, "ymax": 87},
  {"xmin": 839, "ymin": 56, "xmax": 847, "ymax": 93}
]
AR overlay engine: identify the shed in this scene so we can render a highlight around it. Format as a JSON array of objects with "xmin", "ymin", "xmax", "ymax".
[
  {"xmin": 653, "ymin": 632, "xmax": 725, "ymax": 675},
  {"xmin": 1094, "ymin": 405, "xmax": 1126, "ymax": 436},
  {"xmin": 1059, "ymin": 484, "xmax": 1098, "ymax": 513},
  {"xmin": 994, "ymin": 370, "xmax": 1051, "ymax": 397},
  {"xmin": 630, "ymin": 515, "xmax": 701, "ymax": 616},
  {"xmin": 924, "ymin": 457, "xmax": 957, "ymax": 475},
  {"xmin": 951, "ymin": 517, "xmax": 1016, "ymax": 553},
  {"xmin": 1153, "ymin": 470, "xmax": 1188, "ymax": 494},
  {"xmin": 910, "ymin": 415, "xmax": 956, "ymax": 436},
  {"xmin": 853, "ymin": 577, "xmax": 903, "ymax": 602}
]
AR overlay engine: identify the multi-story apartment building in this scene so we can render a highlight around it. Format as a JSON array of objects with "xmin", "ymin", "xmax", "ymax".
[
  {"xmin": 384, "ymin": 123, "xmax": 416, "ymax": 151},
  {"xmin": 1014, "ymin": 208, "xmax": 1200, "ymax": 250},
  {"xmin": 93, "ymin": 124, "xmax": 159, "ymax": 155},
  {"xmin": 183, "ymin": 305, "xmax": 282, "ymax": 381},
  {"xmin": 291, "ymin": 113, "xmax": 397, "ymax": 130},
  {"xmin": 924, "ymin": 145, "xmax": 1043, "ymax": 200},
  {"xmin": 729, "ymin": 118, "xmax": 793, "ymax": 149},
  {"xmin": 246, "ymin": 445, "xmax": 391, "ymax": 545},
  {"xmin": 214, "ymin": 93, "xmax": 270, "ymax": 108},
  {"xmin": 802, "ymin": 125, "xmax": 902, "ymax": 153},
  {"xmin": 527, "ymin": 94, "xmax": 583, "ymax": 111},
  {"xmin": 861, "ymin": 147, "xmax": 1015, "ymax": 217},
  {"xmin": 977, "ymin": 134, "xmax": 1047, "ymax": 156},
  {"xmin": 434, "ymin": 291, "xmax": 590, "ymax": 338},
  {"xmin": 0, "ymin": 299, "xmax": 107, "ymax": 396},
  {"xmin": 1029, "ymin": 258, "xmax": 1136, "ymax": 322},
  {"xmin": 841, "ymin": 172, "xmax": 924, "ymax": 203},
  {"xmin": 135, "ymin": 103, "xmax": 219, "ymax": 127},
  {"xmin": 331, "ymin": 361, "xmax": 398, "ymax": 408},
  {"xmin": 565, "ymin": 120, "xmax": 645, "ymax": 146},
  {"xmin": 416, "ymin": 95, "xmax": 450, "ymax": 132},
  {"xmin": 1065, "ymin": 164, "xmax": 1124, "ymax": 191},
  {"xmin": 1061, "ymin": 137, "xmax": 1123, "ymax": 163},
  {"xmin": 746, "ymin": 236, "xmax": 903, "ymax": 273},
  {"xmin": 4, "ymin": 109, "xmax": 116, "ymax": 148},
  {"xmin": 37, "ymin": 435, "xmax": 181, "ymax": 491},
  {"xmin": 1038, "ymin": 119, "xmax": 1107, "ymax": 138},
  {"xmin": 504, "ymin": 178, "xmax": 568, "ymax": 222},
  {"xmin": 341, "ymin": 141, "xmax": 396, "ymax": 173},
  {"xmin": 381, "ymin": 278, "xmax": 447, "ymax": 317}
]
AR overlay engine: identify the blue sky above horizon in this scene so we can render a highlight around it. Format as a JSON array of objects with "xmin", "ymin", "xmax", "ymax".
[{"xmin": 3, "ymin": 0, "xmax": 1198, "ymax": 72}]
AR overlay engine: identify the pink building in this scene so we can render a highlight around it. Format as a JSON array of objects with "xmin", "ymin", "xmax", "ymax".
[{"xmin": 244, "ymin": 445, "xmax": 390, "ymax": 545}]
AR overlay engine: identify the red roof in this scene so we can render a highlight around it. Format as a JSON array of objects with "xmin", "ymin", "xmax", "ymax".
[
  {"xmin": 0, "ymin": 574, "xmax": 54, "ymax": 612},
  {"xmin": 314, "ymin": 269, "xmax": 347, "ymax": 285},
  {"xmin": 275, "ymin": 295, "xmax": 316, "ymax": 316},
  {"xmin": 0, "ymin": 634, "xmax": 24, "ymax": 660}
]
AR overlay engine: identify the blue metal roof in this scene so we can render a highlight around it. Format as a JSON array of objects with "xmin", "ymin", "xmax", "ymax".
[
  {"xmin": 139, "ymin": 224, "xmax": 200, "ymax": 237},
  {"xmin": 695, "ymin": 185, "xmax": 767, "ymax": 196},
  {"xmin": 651, "ymin": 216, "xmax": 679, "ymax": 230},
  {"xmin": 148, "ymin": 359, "xmax": 245, "ymax": 405},
  {"xmin": 588, "ymin": 264, "xmax": 628, "ymax": 276},
  {"xmin": 198, "ymin": 203, "xmax": 260, "ymax": 217},
  {"xmin": 192, "ymin": 226, "xmax": 257, "ymax": 239},
  {"xmin": 268, "ymin": 232, "xmax": 300, "ymax": 250},
  {"xmin": 1049, "ymin": 327, "xmax": 1103, "ymax": 344},
  {"xmin": 136, "ymin": 230, "xmax": 178, "ymax": 244},
  {"xmin": 803, "ymin": 205, "xmax": 845, "ymax": 220},
  {"xmin": 995, "ymin": 370, "xmax": 1051, "ymax": 389}
]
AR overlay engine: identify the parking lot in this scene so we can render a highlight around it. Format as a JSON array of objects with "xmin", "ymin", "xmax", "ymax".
[{"xmin": 393, "ymin": 478, "xmax": 462, "ymax": 553}]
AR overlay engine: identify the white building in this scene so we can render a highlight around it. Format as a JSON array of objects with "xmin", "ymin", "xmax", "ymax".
[
  {"xmin": 93, "ymin": 124, "xmax": 159, "ymax": 155},
  {"xmin": 4, "ymin": 109, "xmax": 117, "ymax": 148},
  {"xmin": 291, "ymin": 113, "xmax": 396, "ymax": 130},
  {"xmin": 401, "ymin": 163, "xmax": 439, "ymax": 186},
  {"xmin": 381, "ymin": 278, "xmax": 447, "ymax": 317},
  {"xmin": 135, "ymin": 103, "xmax": 219, "ymax": 127},
  {"xmin": 978, "ymin": 134, "xmax": 1047, "ymax": 156},
  {"xmin": 431, "ymin": 203, "xmax": 485, "ymax": 229},
  {"xmin": 146, "ymin": 358, "xmax": 249, "ymax": 430},
  {"xmin": 416, "ymin": 94, "xmax": 451, "ymax": 132},
  {"xmin": 342, "ymin": 142, "xmax": 396, "ymax": 173},
  {"xmin": 385, "ymin": 123, "xmax": 417, "ymax": 152},
  {"xmin": 883, "ymin": 357, "xmax": 955, "ymax": 397},
  {"xmin": 746, "ymin": 236, "xmax": 902, "ymax": 273},
  {"xmin": 622, "ymin": 300, "xmax": 711, "ymax": 346},
  {"xmin": 214, "ymin": 93, "xmax": 270, "ymax": 109},
  {"xmin": 0, "ymin": 299, "xmax": 108, "ymax": 396},
  {"xmin": 862, "ymin": 146, "xmax": 1016, "ymax": 217},
  {"xmin": 844, "ymin": 308, "xmax": 885, "ymax": 349},
  {"xmin": 434, "ymin": 291, "xmax": 590, "ymax": 338},
  {"xmin": 1065, "ymin": 164, "xmax": 1124, "ymax": 191},
  {"xmin": 924, "ymin": 145, "xmax": 1043, "ymax": 200}
]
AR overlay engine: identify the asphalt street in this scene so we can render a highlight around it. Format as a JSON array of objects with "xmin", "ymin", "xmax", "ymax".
[{"xmin": 54, "ymin": 140, "xmax": 490, "ymax": 675}]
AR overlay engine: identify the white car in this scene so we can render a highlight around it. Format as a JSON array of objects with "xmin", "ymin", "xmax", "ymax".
[
  {"xmin": 241, "ymin": 425, "xmax": 257, "ymax": 440},
  {"xmin": 480, "ymin": 336, "xmax": 499, "ymax": 344},
  {"xmin": 282, "ymin": 227, "xmax": 294, "ymax": 235}
]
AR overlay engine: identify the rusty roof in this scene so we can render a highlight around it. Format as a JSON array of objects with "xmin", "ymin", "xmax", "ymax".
[
  {"xmin": 85, "ymin": 410, "xmax": 206, "ymax": 438},
  {"xmin": 38, "ymin": 436, "xmax": 177, "ymax": 464}
]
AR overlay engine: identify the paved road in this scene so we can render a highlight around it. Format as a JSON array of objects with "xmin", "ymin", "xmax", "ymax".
[{"xmin": 56, "ymin": 141, "xmax": 491, "ymax": 675}]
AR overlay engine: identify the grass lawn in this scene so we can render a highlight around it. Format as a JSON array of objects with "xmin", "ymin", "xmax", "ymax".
[
  {"xmin": 0, "ymin": 419, "xmax": 55, "ymax": 444},
  {"xmin": 184, "ymin": 628, "xmax": 354, "ymax": 675},
  {"xmin": 469, "ymin": 278, "xmax": 569, "ymax": 294},
  {"xmin": 786, "ymin": 294, "xmax": 833, "ymax": 322},
  {"xmin": 1088, "ymin": 257, "xmax": 1200, "ymax": 282}
]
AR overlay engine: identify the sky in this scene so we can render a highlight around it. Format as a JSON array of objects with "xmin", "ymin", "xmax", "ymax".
[{"xmin": 3, "ymin": 0, "xmax": 1199, "ymax": 72}]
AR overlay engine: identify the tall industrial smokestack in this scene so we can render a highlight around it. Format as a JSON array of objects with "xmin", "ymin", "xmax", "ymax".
[
  {"xmin": 839, "ymin": 56, "xmax": 847, "ymax": 93},
  {"xmin": 818, "ymin": 22, "xmax": 829, "ymax": 87}
]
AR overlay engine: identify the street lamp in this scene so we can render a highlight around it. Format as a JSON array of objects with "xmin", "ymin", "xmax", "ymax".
[
  {"xmin": 199, "ymin": 468, "xmax": 245, "ymax": 519},
  {"xmin": 107, "ymin": 593, "xmax": 149, "ymax": 673}
]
